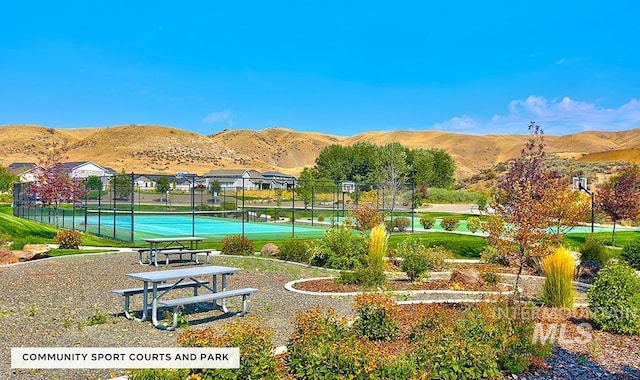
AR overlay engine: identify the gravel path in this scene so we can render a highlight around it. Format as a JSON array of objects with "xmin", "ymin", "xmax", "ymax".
[{"xmin": 0, "ymin": 251, "xmax": 637, "ymax": 379}]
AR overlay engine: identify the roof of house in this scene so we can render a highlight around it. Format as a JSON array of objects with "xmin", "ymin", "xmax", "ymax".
[{"xmin": 8, "ymin": 162, "xmax": 39, "ymax": 174}]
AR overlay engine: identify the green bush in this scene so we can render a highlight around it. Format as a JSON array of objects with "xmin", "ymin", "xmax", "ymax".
[
  {"xmin": 466, "ymin": 216, "xmax": 482, "ymax": 233},
  {"xmin": 480, "ymin": 271, "xmax": 500, "ymax": 285},
  {"xmin": 54, "ymin": 230, "xmax": 82, "ymax": 249},
  {"xmin": 220, "ymin": 235, "xmax": 254, "ymax": 255},
  {"xmin": 177, "ymin": 318, "xmax": 277, "ymax": 379},
  {"xmin": 410, "ymin": 300, "xmax": 550, "ymax": 377},
  {"xmin": 580, "ymin": 235, "xmax": 612, "ymax": 265},
  {"xmin": 419, "ymin": 215, "xmax": 435, "ymax": 229},
  {"xmin": 621, "ymin": 238, "xmax": 640, "ymax": 270},
  {"xmin": 588, "ymin": 260, "xmax": 640, "ymax": 334},
  {"xmin": 395, "ymin": 239, "xmax": 452, "ymax": 273},
  {"xmin": 352, "ymin": 293, "xmax": 398, "ymax": 341},
  {"xmin": 278, "ymin": 238, "xmax": 311, "ymax": 263},
  {"xmin": 401, "ymin": 252, "xmax": 431, "ymax": 281},
  {"xmin": 440, "ymin": 217, "xmax": 460, "ymax": 231},
  {"xmin": 309, "ymin": 227, "xmax": 368, "ymax": 270},
  {"xmin": 317, "ymin": 215, "xmax": 325, "ymax": 222},
  {"xmin": 128, "ymin": 369, "xmax": 190, "ymax": 380},
  {"xmin": 337, "ymin": 265, "xmax": 386, "ymax": 288}
]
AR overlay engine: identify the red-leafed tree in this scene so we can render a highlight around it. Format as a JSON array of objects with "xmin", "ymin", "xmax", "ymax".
[
  {"xmin": 485, "ymin": 122, "xmax": 563, "ymax": 291},
  {"xmin": 597, "ymin": 165, "xmax": 640, "ymax": 246},
  {"xmin": 29, "ymin": 149, "xmax": 86, "ymax": 228}
]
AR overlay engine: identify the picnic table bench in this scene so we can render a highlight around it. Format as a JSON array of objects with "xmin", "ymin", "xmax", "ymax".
[
  {"xmin": 115, "ymin": 266, "xmax": 258, "ymax": 330},
  {"xmin": 139, "ymin": 237, "xmax": 211, "ymax": 266}
]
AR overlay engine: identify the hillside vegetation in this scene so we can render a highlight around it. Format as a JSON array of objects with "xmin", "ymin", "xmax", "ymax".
[{"xmin": 1, "ymin": 124, "xmax": 640, "ymax": 181}]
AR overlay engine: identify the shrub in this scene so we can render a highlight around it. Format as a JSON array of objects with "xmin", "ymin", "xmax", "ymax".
[
  {"xmin": 440, "ymin": 217, "xmax": 460, "ymax": 231},
  {"xmin": 177, "ymin": 317, "xmax": 277, "ymax": 379},
  {"xmin": 580, "ymin": 235, "xmax": 612, "ymax": 265},
  {"xmin": 337, "ymin": 266, "xmax": 386, "ymax": 288},
  {"xmin": 621, "ymin": 238, "xmax": 640, "ymax": 270},
  {"xmin": 395, "ymin": 239, "xmax": 452, "ymax": 273},
  {"xmin": 392, "ymin": 217, "xmax": 411, "ymax": 232},
  {"xmin": 540, "ymin": 246, "xmax": 575, "ymax": 308},
  {"xmin": 128, "ymin": 369, "xmax": 190, "ymax": 380},
  {"xmin": 588, "ymin": 260, "xmax": 640, "ymax": 334},
  {"xmin": 309, "ymin": 227, "xmax": 368, "ymax": 270},
  {"xmin": 480, "ymin": 271, "xmax": 500, "ymax": 285},
  {"xmin": 410, "ymin": 300, "xmax": 550, "ymax": 377},
  {"xmin": 401, "ymin": 252, "xmax": 431, "ymax": 281},
  {"xmin": 466, "ymin": 216, "xmax": 482, "ymax": 233},
  {"xmin": 317, "ymin": 215, "xmax": 325, "ymax": 222},
  {"xmin": 0, "ymin": 232, "xmax": 11, "ymax": 247},
  {"xmin": 419, "ymin": 215, "xmax": 435, "ymax": 229},
  {"xmin": 220, "ymin": 235, "xmax": 254, "ymax": 255},
  {"xmin": 422, "ymin": 246, "xmax": 453, "ymax": 272},
  {"xmin": 349, "ymin": 203, "xmax": 383, "ymax": 231},
  {"xmin": 54, "ymin": 230, "xmax": 82, "ymax": 249},
  {"xmin": 352, "ymin": 293, "xmax": 399, "ymax": 341},
  {"xmin": 278, "ymin": 239, "xmax": 311, "ymax": 263}
]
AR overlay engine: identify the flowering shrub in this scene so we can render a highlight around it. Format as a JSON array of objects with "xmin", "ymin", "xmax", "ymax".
[
  {"xmin": 54, "ymin": 230, "xmax": 82, "ymax": 249},
  {"xmin": 220, "ymin": 235, "xmax": 254, "ymax": 255}
]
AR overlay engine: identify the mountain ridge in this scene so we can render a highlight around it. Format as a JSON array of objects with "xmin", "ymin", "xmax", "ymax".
[{"xmin": 1, "ymin": 124, "xmax": 639, "ymax": 179}]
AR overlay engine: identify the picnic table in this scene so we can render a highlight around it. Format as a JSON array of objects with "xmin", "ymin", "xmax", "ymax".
[
  {"xmin": 115, "ymin": 265, "xmax": 257, "ymax": 330},
  {"xmin": 139, "ymin": 236, "xmax": 210, "ymax": 266}
]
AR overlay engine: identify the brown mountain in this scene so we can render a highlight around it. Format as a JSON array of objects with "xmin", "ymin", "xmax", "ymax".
[{"xmin": 1, "ymin": 124, "xmax": 639, "ymax": 180}]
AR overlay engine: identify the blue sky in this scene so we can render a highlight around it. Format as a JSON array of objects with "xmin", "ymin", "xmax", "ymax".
[{"xmin": 1, "ymin": 1, "xmax": 639, "ymax": 136}]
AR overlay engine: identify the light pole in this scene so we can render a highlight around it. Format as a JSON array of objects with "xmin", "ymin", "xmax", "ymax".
[{"xmin": 575, "ymin": 177, "xmax": 594, "ymax": 233}]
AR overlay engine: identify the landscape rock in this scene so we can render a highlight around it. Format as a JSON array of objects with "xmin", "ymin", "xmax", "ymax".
[
  {"xmin": 261, "ymin": 243, "xmax": 280, "ymax": 257},
  {"xmin": 12, "ymin": 244, "xmax": 50, "ymax": 262},
  {"xmin": 450, "ymin": 267, "xmax": 481, "ymax": 285},
  {"xmin": 0, "ymin": 249, "xmax": 19, "ymax": 265}
]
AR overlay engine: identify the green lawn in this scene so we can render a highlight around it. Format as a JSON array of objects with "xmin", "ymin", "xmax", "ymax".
[{"xmin": 388, "ymin": 232, "xmax": 486, "ymax": 259}]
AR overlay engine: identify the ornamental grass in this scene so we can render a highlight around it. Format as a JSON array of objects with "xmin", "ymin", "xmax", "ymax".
[{"xmin": 541, "ymin": 246, "xmax": 575, "ymax": 308}]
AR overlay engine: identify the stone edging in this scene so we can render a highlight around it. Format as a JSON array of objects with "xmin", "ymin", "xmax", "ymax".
[{"xmin": 284, "ymin": 276, "xmax": 516, "ymax": 297}]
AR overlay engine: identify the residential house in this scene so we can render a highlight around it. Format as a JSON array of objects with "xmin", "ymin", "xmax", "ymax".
[
  {"xmin": 8, "ymin": 162, "xmax": 43, "ymax": 183},
  {"xmin": 261, "ymin": 171, "xmax": 297, "ymax": 189},
  {"xmin": 202, "ymin": 169, "xmax": 263, "ymax": 190}
]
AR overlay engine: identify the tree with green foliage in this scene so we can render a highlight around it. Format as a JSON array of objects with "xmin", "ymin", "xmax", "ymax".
[
  {"xmin": 313, "ymin": 144, "xmax": 351, "ymax": 181},
  {"xmin": 155, "ymin": 176, "xmax": 170, "ymax": 201},
  {"xmin": 296, "ymin": 167, "xmax": 314, "ymax": 209},
  {"xmin": 110, "ymin": 170, "xmax": 132, "ymax": 200},
  {"xmin": 208, "ymin": 180, "xmax": 221, "ymax": 204},
  {"xmin": 597, "ymin": 165, "xmax": 640, "ymax": 246},
  {"xmin": 409, "ymin": 148, "xmax": 456, "ymax": 188},
  {"xmin": 0, "ymin": 165, "xmax": 19, "ymax": 193},
  {"xmin": 86, "ymin": 175, "xmax": 103, "ymax": 192}
]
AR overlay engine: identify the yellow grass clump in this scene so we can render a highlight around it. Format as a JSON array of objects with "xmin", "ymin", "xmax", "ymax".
[
  {"xmin": 541, "ymin": 246, "xmax": 575, "ymax": 308},
  {"xmin": 369, "ymin": 223, "xmax": 388, "ymax": 269}
]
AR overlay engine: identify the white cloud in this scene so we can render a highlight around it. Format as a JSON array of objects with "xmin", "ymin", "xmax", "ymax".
[
  {"xmin": 556, "ymin": 58, "xmax": 566, "ymax": 65},
  {"xmin": 433, "ymin": 96, "xmax": 640, "ymax": 135},
  {"xmin": 203, "ymin": 109, "xmax": 232, "ymax": 127}
]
